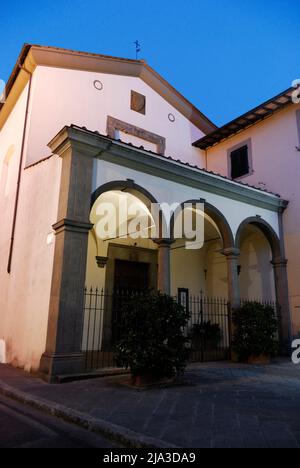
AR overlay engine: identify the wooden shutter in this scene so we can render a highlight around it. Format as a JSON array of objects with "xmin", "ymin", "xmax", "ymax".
[{"xmin": 230, "ymin": 145, "xmax": 249, "ymax": 179}]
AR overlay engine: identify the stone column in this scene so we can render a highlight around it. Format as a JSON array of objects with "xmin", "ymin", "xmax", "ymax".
[
  {"xmin": 154, "ymin": 239, "xmax": 173, "ymax": 295},
  {"xmin": 222, "ymin": 248, "xmax": 241, "ymax": 359},
  {"xmin": 222, "ymin": 247, "xmax": 241, "ymax": 309},
  {"xmin": 39, "ymin": 127, "xmax": 101, "ymax": 382},
  {"xmin": 272, "ymin": 258, "xmax": 292, "ymax": 353}
]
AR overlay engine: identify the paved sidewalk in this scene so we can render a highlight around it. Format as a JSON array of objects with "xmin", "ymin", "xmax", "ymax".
[{"xmin": 1, "ymin": 360, "xmax": 300, "ymax": 448}]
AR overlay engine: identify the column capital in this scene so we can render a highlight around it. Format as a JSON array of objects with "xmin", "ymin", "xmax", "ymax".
[
  {"xmin": 48, "ymin": 125, "xmax": 110, "ymax": 159},
  {"xmin": 272, "ymin": 258, "xmax": 288, "ymax": 267},
  {"xmin": 221, "ymin": 247, "xmax": 240, "ymax": 257},
  {"xmin": 53, "ymin": 218, "xmax": 94, "ymax": 234},
  {"xmin": 152, "ymin": 238, "xmax": 175, "ymax": 247}
]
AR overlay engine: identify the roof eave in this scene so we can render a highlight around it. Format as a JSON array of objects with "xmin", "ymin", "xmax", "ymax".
[
  {"xmin": 0, "ymin": 44, "xmax": 217, "ymax": 135},
  {"xmin": 0, "ymin": 43, "xmax": 31, "ymax": 114},
  {"xmin": 193, "ymin": 87, "xmax": 294, "ymax": 149}
]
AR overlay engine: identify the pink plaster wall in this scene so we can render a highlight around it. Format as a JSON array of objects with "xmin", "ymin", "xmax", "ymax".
[
  {"xmin": 207, "ymin": 104, "xmax": 300, "ymax": 336},
  {"xmin": 0, "ymin": 82, "xmax": 61, "ymax": 372}
]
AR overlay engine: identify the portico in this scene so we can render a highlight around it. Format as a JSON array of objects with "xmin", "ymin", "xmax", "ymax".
[{"xmin": 39, "ymin": 124, "xmax": 290, "ymax": 381}]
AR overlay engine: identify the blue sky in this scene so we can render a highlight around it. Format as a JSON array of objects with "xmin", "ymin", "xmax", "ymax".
[{"xmin": 1, "ymin": 0, "xmax": 299, "ymax": 125}]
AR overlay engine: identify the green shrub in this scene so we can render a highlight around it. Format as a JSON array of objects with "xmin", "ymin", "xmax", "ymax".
[
  {"xmin": 232, "ymin": 302, "xmax": 279, "ymax": 361},
  {"xmin": 114, "ymin": 291, "xmax": 190, "ymax": 380}
]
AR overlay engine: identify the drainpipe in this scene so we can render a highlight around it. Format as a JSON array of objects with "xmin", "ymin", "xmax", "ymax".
[
  {"xmin": 277, "ymin": 204, "xmax": 292, "ymax": 345},
  {"xmin": 7, "ymin": 64, "xmax": 33, "ymax": 274}
]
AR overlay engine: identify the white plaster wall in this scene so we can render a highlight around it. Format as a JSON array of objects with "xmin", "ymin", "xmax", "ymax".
[
  {"xmin": 205, "ymin": 241, "xmax": 228, "ymax": 298},
  {"xmin": 0, "ymin": 81, "xmax": 61, "ymax": 371},
  {"xmin": 207, "ymin": 104, "xmax": 300, "ymax": 335},
  {"xmin": 26, "ymin": 66, "xmax": 205, "ymax": 167},
  {"xmin": 171, "ymin": 242, "xmax": 206, "ymax": 297}
]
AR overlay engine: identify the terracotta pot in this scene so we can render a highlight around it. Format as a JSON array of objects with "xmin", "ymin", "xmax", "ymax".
[
  {"xmin": 247, "ymin": 355, "xmax": 270, "ymax": 365},
  {"xmin": 131, "ymin": 374, "xmax": 173, "ymax": 388}
]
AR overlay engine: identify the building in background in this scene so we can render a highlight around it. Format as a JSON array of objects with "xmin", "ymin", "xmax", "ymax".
[{"xmin": 194, "ymin": 89, "xmax": 300, "ymax": 339}]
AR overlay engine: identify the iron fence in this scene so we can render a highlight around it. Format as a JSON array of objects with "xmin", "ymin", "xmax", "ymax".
[
  {"xmin": 82, "ymin": 288, "xmax": 116, "ymax": 371},
  {"xmin": 187, "ymin": 292, "xmax": 231, "ymax": 363},
  {"xmin": 81, "ymin": 288, "xmax": 279, "ymax": 372},
  {"xmin": 81, "ymin": 288, "xmax": 233, "ymax": 371}
]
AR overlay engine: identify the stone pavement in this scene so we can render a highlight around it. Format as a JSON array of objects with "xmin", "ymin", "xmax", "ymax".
[
  {"xmin": 1, "ymin": 360, "xmax": 300, "ymax": 448},
  {"xmin": 0, "ymin": 393, "xmax": 119, "ymax": 448}
]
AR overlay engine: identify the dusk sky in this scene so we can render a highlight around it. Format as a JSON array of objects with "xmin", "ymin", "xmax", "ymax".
[{"xmin": 1, "ymin": 0, "xmax": 299, "ymax": 125}]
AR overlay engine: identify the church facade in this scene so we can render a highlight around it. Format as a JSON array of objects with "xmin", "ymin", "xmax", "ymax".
[{"xmin": 0, "ymin": 44, "xmax": 296, "ymax": 381}]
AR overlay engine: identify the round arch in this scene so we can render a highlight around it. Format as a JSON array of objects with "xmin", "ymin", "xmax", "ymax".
[
  {"xmin": 235, "ymin": 217, "xmax": 281, "ymax": 261},
  {"xmin": 170, "ymin": 199, "xmax": 235, "ymax": 249},
  {"xmin": 91, "ymin": 180, "xmax": 158, "ymax": 210}
]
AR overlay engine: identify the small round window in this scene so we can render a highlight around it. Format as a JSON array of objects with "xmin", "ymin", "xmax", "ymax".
[{"xmin": 93, "ymin": 80, "xmax": 103, "ymax": 91}]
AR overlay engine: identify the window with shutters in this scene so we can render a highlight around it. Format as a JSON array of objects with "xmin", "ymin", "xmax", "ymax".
[{"xmin": 228, "ymin": 140, "xmax": 253, "ymax": 180}]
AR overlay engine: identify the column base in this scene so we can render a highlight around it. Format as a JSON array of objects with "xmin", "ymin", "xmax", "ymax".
[
  {"xmin": 279, "ymin": 340, "xmax": 292, "ymax": 356},
  {"xmin": 39, "ymin": 352, "xmax": 85, "ymax": 383}
]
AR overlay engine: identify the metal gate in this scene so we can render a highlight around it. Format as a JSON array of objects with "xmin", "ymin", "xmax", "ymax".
[
  {"xmin": 81, "ymin": 288, "xmax": 231, "ymax": 372},
  {"xmin": 186, "ymin": 292, "xmax": 231, "ymax": 363}
]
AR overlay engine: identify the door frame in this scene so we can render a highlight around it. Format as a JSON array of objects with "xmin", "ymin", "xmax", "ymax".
[{"xmin": 101, "ymin": 243, "xmax": 158, "ymax": 349}]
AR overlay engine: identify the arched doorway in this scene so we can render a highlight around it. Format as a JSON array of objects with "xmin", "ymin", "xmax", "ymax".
[
  {"xmin": 170, "ymin": 201, "xmax": 234, "ymax": 362},
  {"xmin": 237, "ymin": 224, "xmax": 276, "ymax": 302},
  {"xmin": 82, "ymin": 182, "xmax": 159, "ymax": 367},
  {"xmin": 87, "ymin": 188, "xmax": 158, "ymax": 293},
  {"xmin": 235, "ymin": 217, "xmax": 291, "ymax": 350},
  {"xmin": 170, "ymin": 200, "xmax": 234, "ymax": 298},
  {"xmin": 235, "ymin": 217, "xmax": 281, "ymax": 262}
]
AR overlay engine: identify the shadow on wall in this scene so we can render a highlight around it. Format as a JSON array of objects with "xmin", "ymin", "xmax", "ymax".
[{"xmin": 239, "ymin": 230, "xmax": 275, "ymax": 301}]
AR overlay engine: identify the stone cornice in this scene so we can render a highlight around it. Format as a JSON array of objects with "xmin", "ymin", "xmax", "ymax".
[
  {"xmin": 48, "ymin": 126, "xmax": 288, "ymax": 213},
  {"xmin": 48, "ymin": 126, "xmax": 110, "ymax": 159}
]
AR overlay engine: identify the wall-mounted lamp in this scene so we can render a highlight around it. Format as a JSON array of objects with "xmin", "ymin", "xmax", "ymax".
[
  {"xmin": 204, "ymin": 269, "xmax": 208, "ymax": 280},
  {"xmin": 237, "ymin": 265, "xmax": 242, "ymax": 276}
]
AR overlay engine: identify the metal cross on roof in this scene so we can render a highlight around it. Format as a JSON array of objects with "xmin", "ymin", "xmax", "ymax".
[{"xmin": 134, "ymin": 40, "xmax": 141, "ymax": 60}]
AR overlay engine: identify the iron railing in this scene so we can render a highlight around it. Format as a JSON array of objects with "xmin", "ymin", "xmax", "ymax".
[
  {"xmin": 81, "ymin": 288, "xmax": 233, "ymax": 371},
  {"xmin": 81, "ymin": 288, "xmax": 279, "ymax": 372},
  {"xmin": 187, "ymin": 292, "xmax": 231, "ymax": 363}
]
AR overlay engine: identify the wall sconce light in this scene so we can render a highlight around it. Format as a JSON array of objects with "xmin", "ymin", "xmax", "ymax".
[
  {"xmin": 204, "ymin": 269, "xmax": 208, "ymax": 280},
  {"xmin": 237, "ymin": 265, "xmax": 242, "ymax": 276},
  {"xmin": 96, "ymin": 256, "xmax": 108, "ymax": 268}
]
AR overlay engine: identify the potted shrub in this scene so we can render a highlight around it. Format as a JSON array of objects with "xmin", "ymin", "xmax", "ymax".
[
  {"xmin": 114, "ymin": 290, "xmax": 190, "ymax": 387},
  {"xmin": 191, "ymin": 321, "xmax": 222, "ymax": 351},
  {"xmin": 232, "ymin": 302, "xmax": 279, "ymax": 364}
]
